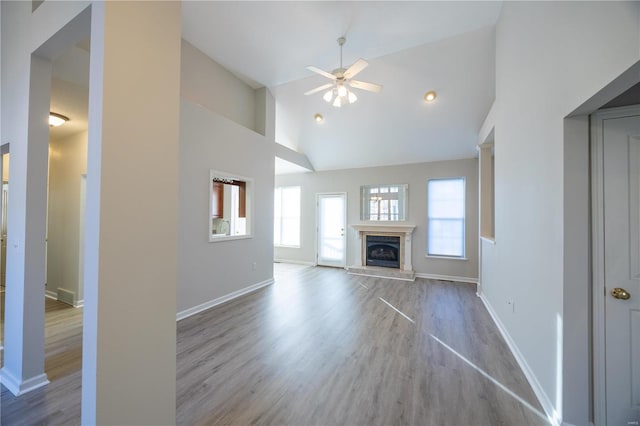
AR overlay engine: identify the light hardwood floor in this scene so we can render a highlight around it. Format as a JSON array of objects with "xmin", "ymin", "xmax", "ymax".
[{"xmin": 1, "ymin": 266, "xmax": 548, "ymax": 425}]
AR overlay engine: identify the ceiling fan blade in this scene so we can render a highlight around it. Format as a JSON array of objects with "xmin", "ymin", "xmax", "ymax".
[
  {"xmin": 349, "ymin": 80, "xmax": 383, "ymax": 93},
  {"xmin": 304, "ymin": 83, "xmax": 334, "ymax": 96},
  {"xmin": 344, "ymin": 59, "xmax": 369, "ymax": 79},
  {"xmin": 306, "ymin": 66, "xmax": 337, "ymax": 80}
]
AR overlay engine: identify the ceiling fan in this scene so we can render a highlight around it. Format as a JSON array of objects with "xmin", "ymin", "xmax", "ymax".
[{"xmin": 305, "ymin": 36, "xmax": 383, "ymax": 107}]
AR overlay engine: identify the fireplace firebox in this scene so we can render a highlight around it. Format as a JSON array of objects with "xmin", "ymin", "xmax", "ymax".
[{"xmin": 366, "ymin": 235, "xmax": 401, "ymax": 268}]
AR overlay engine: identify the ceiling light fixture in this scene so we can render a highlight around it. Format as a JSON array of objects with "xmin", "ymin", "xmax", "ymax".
[
  {"xmin": 49, "ymin": 112, "xmax": 69, "ymax": 127},
  {"xmin": 305, "ymin": 37, "xmax": 383, "ymax": 108},
  {"xmin": 424, "ymin": 91, "xmax": 437, "ymax": 102},
  {"xmin": 314, "ymin": 113, "xmax": 324, "ymax": 123}
]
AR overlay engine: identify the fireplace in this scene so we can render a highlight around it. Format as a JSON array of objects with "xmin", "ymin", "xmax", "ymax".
[
  {"xmin": 366, "ymin": 235, "xmax": 400, "ymax": 268},
  {"xmin": 348, "ymin": 223, "xmax": 415, "ymax": 281}
]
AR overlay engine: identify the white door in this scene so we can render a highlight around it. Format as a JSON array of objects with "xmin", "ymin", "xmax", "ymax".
[
  {"xmin": 602, "ymin": 112, "xmax": 640, "ymax": 425},
  {"xmin": 317, "ymin": 193, "xmax": 346, "ymax": 267}
]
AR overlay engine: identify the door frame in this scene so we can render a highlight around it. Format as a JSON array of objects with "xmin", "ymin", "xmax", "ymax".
[
  {"xmin": 316, "ymin": 192, "xmax": 347, "ymax": 268},
  {"xmin": 591, "ymin": 105, "xmax": 640, "ymax": 425}
]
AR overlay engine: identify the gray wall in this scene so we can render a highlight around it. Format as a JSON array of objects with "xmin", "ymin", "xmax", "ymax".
[
  {"xmin": 46, "ymin": 130, "xmax": 87, "ymax": 305},
  {"xmin": 275, "ymin": 158, "xmax": 478, "ymax": 280},
  {"xmin": 181, "ymin": 40, "xmax": 256, "ymax": 132},
  {"xmin": 178, "ymin": 99, "xmax": 274, "ymax": 313},
  {"xmin": 482, "ymin": 2, "xmax": 640, "ymax": 424}
]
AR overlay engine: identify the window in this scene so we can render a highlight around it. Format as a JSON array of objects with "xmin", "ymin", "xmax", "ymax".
[
  {"xmin": 427, "ymin": 178, "xmax": 465, "ymax": 257},
  {"xmin": 209, "ymin": 170, "xmax": 253, "ymax": 242},
  {"xmin": 274, "ymin": 186, "xmax": 301, "ymax": 247},
  {"xmin": 361, "ymin": 184, "xmax": 408, "ymax": 221}
]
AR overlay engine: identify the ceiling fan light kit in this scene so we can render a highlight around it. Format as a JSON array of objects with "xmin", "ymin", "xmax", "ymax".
[{"xmin": 305, "ymin": 36, "xmax": 382, "ymax": 108}]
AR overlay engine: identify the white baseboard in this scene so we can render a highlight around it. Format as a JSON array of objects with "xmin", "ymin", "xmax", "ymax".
[
  {"xmin": 45, "ymin": 290, "xmax": 83, "ymax": 308},
  {"xmin": 478, "ymin": 292, "xmax": 559, "ymax": 426},
  {"xmin": 274, "ymin": 259, "xmax": 316, "ymax": 266},
  {"xmin": 176, "ymin": 278, "xmax": 274, "ymax": 322},
  {"xmin": 415, "ymin": 273, "xmax": 478, "ymax": 284},
  {"xmin": 0, "ymin": 368, "xmax": 49, "ymax": 396}
]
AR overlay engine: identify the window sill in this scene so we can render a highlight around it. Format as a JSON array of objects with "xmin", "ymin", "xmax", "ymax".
[
  {"xmin": 209, "ymin": 234, "xmax": 253, "ymax": 243},
  {"xmin": 480, "ymin": 236, "xmax": 496, "ymax": 244},
  {"xmin": 274, "ymin": 244, "xmax": 301, "ymax": 249},
  {"xmin": 425, "ymin": 254, "xmax": 468, "ymax": 261}
]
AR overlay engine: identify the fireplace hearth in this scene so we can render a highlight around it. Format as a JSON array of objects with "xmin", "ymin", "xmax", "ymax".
[{"xmin": 366, "ymin": 235, "xmax": 400, "ymax": 268}]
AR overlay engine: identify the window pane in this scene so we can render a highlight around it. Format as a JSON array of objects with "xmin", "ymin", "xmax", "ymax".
[
  {"xmin": 274, "ymin": 186, "xmax": 301, "ymax": 246},
  {"xmin": 428, "ymin": 219, "xmax": 464, "ymax": 257},
  {"xmin": 427, "ymin": 178, "xmax": 465, "ymax": 257}
]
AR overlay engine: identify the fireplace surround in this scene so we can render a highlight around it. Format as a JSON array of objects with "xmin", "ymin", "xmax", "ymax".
[{"xmin": 348, "ymin": 223, "xmax": 416, "ymax": 281}]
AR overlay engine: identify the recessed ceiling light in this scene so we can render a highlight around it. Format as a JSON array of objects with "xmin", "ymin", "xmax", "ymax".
[
  {"xmin": 314, "ymin": 113, "xmax": 324, "ymax": 123},
  {"xmin": 424, "ymin": 91, "xmax": 437, "ymax": 102},
  {"xmin": 49, "ymin": 112, "xmax": 69, "ymax": 127}
]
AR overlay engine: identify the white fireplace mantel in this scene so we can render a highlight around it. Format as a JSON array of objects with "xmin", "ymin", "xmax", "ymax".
[
  {"xmin": 351, "ymin": 223, "xmax": 416, "ymax": 235},
  {"xmin": 350, "ymin": 223, "xmax": 416, "ymax": 272}
]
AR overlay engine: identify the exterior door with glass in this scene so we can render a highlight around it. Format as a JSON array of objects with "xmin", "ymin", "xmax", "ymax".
[{"xmin": 316, "ymin": 193, "xmax": 346, "ymax": 267}]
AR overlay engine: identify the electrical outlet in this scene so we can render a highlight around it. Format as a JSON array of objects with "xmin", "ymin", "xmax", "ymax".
[{"xmin": 252, "ymin": 262, "xmax": 257, "ymax": 271}]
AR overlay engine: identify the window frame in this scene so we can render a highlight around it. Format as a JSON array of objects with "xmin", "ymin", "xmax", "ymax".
[
  {"xmin": 209, "ymin": 169, "xmax": 253, "ymax": 243},
  {"xmin": 426, "ymin": 177, "xmax": 466, "ymax": 259}
]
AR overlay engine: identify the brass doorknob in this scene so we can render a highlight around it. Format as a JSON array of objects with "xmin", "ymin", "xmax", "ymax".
[{"xmin": 611, "ymin": 287, "xmax": 631, "ymax": 300}]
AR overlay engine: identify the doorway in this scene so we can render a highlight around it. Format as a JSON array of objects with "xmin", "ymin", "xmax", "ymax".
[
  {"xmin": 316, "ymin": 193, "xmax": 346, "ymax": 267},
  {"xmin": 1, "ymin": 151, "xmax": 9, "ymax": 289}
]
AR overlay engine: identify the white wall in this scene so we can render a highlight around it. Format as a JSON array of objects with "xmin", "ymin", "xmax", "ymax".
[
  {"xmin": 181, "ymin": 39, "xmax": 256, "ymax": 132},
  {"xmin": 178, "ymin": 99, "xmax": 274, "ymax": 313},
  {"xmin": 46, "ymin": 131, "xmax": 87, "ymax": 305},
  {"xmin": 482, "ymin": 2, "xmax": 640, "ymax": 424},
  {"xmin": 275, "ymin": 158, "xmax": 478, "ymax": 280}
]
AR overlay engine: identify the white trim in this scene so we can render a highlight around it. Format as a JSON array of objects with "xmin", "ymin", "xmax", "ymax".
[
  {"xmin": 45, "ymin": 289, "xmax": 83, "ymax": 308},
  {"xmin": 348, "ymin": 271, "xmax": 415, "ymax": 282},
  {"xmin": 0, "ymin": 369, "xmax": 49, "ymax": 396},
  {"xmin": 176, "ymin": 278, "xmax": 274, "ymax": 321},
  {"xmin": 350, "ymin": 223, "xmax": 416, "ymax": 233},
  {"xmin": 480, "ymin": 236, "xmax": 496, "ymax": 244},
  {"xmin": 274, "ymin": 259, "xmax": 316, "ymax": 266},
  {"xmin": 209, "ymin": 234, "xmax": 253, "ymax": 243},
  {"xmin": 424, "ymin": 255, "xmax": 468, "ymax": 261},
  {"xmin": 415, "ymin": 273, "xmax": 478, "ymax": 284},
  {"xmin": 478, "ymin": 292, "xmax": 558, "ymax": 426}
]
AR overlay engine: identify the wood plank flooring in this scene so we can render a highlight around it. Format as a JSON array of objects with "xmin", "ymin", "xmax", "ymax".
[
  {"xmin": 0, "ymin": 292, "xmax": 84, "ymax": 425},
  {"xmin": 1, "ymin": 265, "xmax": 548, "ymax": 425}
]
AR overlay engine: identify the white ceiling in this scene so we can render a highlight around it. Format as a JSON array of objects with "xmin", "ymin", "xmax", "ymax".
[
  {"xmin": 50, "ymin": 45, "xmax": 89, "ymax": 141},
  {"xmin": 48, "ymin": 2, "xmax": 501, "ymax": 173},
  {"xmin": 183, "ymin": 1, "xmax": 501, "ymax": 172}
]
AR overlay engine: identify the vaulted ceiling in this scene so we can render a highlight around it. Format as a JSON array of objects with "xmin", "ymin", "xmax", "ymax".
[
  {"xmin": 182, "ymin": 1, "xmax": 501, "ymax": 171},
  {"xmin": 49, "ymin": 1, "xmax": 501, "ymax": 173}
]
